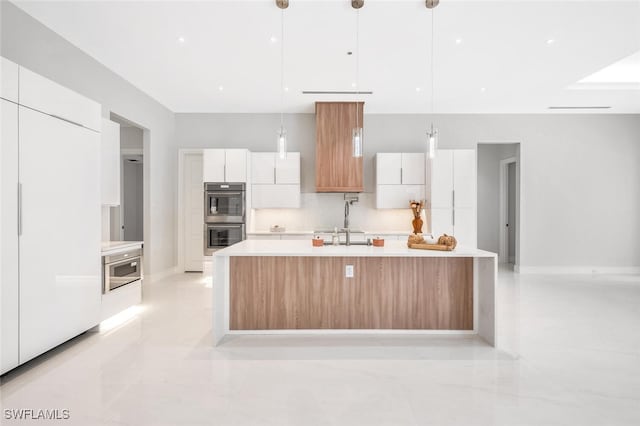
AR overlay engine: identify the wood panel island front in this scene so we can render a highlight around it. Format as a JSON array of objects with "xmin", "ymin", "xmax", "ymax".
[{"xmin": 213, "ymin": 240, "xmax": 497, "ymax": 346}]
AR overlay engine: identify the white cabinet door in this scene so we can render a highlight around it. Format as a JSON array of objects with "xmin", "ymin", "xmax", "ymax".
[
  {"xmin": 453, "ymin": 150, "xmax": 476, "ymax": 209},
  {"xmin": 19, "ymin": 67, "xmax": 101, "ymax": 132},
  {"xmin": 101, "ymin": 119, "xmax": 121, "ymax": 206},
  {"xmin": 376, "ymin": 153, "xmax": 402, "ymax": 184},
  {"xmin": 225, "ymin": 149, "xmax": 247, "ymax": 182},
  {"xmin": 203, "ymin": 149, "xmax": 225, "ymax": 182},
  {"xmin": 276, "ymin": 152, "xmax": 300, "ymax": 184},
  {"xmin": 376, "ymin": 184, "xmax": 425, "ymax": 209},
  {"xmin": 1, "ymin": 57, "xmax": 19, "ymax": 103},
  {"xmin": 19, "ymin": 107, "xmax": 101, "ymax": 364},
  {"xmin": 431, "ymin": 208, "xmax": 454, "ymax": 236},
  {"xmin": 1, "ymin": 99, "xmax": 19, "ymax": 374},
  {"xmin": 401, "ymin": 153, "xmax": 426, "ymax": 185},
  {"xmin": 252, "ymin": 184, "xmax": 301, "ymax": 209},
  {"xmin": 431, "ymin": 149, "xmax": 453, "ymax": 209},
  {"xmin": 454, "ymin": 208, "xmax": 476, "ymax": 248},
  {"xmin": 184, "ymin": 153, "xmax": 203, "ymax": 272},
  {"xmin": 251, "ymin": 153, "xmax": 275, "ymax": 184}
]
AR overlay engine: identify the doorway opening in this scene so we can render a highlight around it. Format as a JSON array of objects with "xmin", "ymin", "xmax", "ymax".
[
  {"xmin": 109, "ymin": 114, "xmax": 144, "ymax": 242},
  {"xmin": 477, "ymin": 143, "xmax": 520, "ymax": 268}
]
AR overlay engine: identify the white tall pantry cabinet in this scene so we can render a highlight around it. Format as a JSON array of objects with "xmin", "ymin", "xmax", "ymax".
[
  {"xmin": 1, "ymin": 58, "xmax": 102, "ymax": 374},
  {"xmin": 431, "ymin": 149, "xmax": 477, "ymax": 247}
]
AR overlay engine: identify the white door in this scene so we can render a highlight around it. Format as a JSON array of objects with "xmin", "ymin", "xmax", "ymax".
[
  {"xmin": 376, "ymin": 153, "xmax": 402, "ymax": 185},
  {"xmin": 1, "ymin": 99, "xmax": 19, "ymax": 374},
  {"xmin": 401, "ymin": 153, "xmax": 426, "ymax": 185},
  {"xmin": 225, "ymin": 149, "xmax": 247, "ymax": 182},
  {"xmin": 431, "ymin": 149, "xmax": 453, "ymax": 208},
  {"xmin": 453, "ymin": 150, "xmax": 476, "ymax": 209},
  {"xmin": 203, "ymin": 149, "xmax": 225, "ymax": 182},
  {"xmin": 275, "ymin": 152, "xmax": 300, "ymax": 184},
  {"xmin": 184, "ymin": 153, "xmax": 204, "ymax": 271},
  {"xmin": 19, "ymin": 106, "xmax": 101, "ymax": 363},
  {"xmin": 1, "ymin": 57, "xmax": 19, "ymax": 103},
  {"xmin": 251, "ymin": 153, "xmax": 275, "ymax": 184}
]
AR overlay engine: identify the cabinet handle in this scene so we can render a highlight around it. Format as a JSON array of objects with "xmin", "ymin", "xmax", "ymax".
[
  {"xmin": 274, "ymin": 168, "xmax": 276, "ymax": 184},
  {"xmin": 224, "ymin": 164, "xmax": 226, "ymax": 180},
  {"xmin": 18, "ymin": 183, "xmax": 22, "ymax": 236},
  {"xmin": 452, "ymin": 190, "xmax": 455, "ymax": 208},
  {"xmin": 50, "ymin": 114, "xmax": 84, "ymax": 129},
  {"xmin": 452, "ymin": 209, "xmax": 455, "ymax": 227},
  {"xmin": 400, "ymin": 168, "xmax": 403, "ymax": 184}
]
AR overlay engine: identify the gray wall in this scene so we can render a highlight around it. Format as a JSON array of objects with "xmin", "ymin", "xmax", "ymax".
[
  {"xmin": 176, "ymin": 113, "xmax": 640, "ymax": 269},
  {"xmin": 120, "ymin": 126, "xmax": 144, "ymax": 150},
  {"xmin": 477, "ymin": 143, "xmax": 519, "ymax": 256},
  {"xmin": 1, "ymin": 2, "xmax": 176, "ymax": 275},
  {"xmin": 123, "ymin": 161, "xmax": 144, "ymax": 242}
]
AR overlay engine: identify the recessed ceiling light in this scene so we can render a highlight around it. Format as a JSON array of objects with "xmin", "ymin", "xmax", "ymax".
[
  {"xmin": 416, "ymin": 87, "xmax": 421, "ymax": 92},
  {"xmin": 546, "ymin": 39, "xmax": 555, "ymax": 45},
  {"xmin": 270, "ymin": 35, "xmax": 278, "ymax": 43},
  {"xmin": 455, "ymin": 38, "xmax": 462, "ymax": 45},
  {"xmin": 178, "ymin": 36, "xmax": 185, "ymax": 43},
  {"xmin": 218, "ymin": 85, "xmax": 224, "ymax": 91}
]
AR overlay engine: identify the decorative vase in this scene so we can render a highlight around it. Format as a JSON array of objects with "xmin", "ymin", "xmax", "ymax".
[{"xmin": 412, "ymin": 218, "xmax": 423, "ymax": 234}]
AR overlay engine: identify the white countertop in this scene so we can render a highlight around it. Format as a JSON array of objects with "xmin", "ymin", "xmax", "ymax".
[
  {"xmin": 101, "ymin": 241, "xmax": 143, "ymax": 256},
  {"xmin": 215, "ymin": 240, "xmax": 496, "ymax": 258},
  {"xmin": 247, "ymin": 230, "xmax": 414, "ymax": 236}
]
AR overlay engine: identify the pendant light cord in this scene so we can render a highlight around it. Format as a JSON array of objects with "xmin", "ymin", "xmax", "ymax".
[
  {"xmin": 430, "ymin": 7, "xmax": 435, "ymax": 122},
  {"xmin": 280, "ymin": 8, "xmax": 285, "ymax": 130},
  {"xmin": 356, "ymin": 8, "xmax": 360, "ymax": 130}
]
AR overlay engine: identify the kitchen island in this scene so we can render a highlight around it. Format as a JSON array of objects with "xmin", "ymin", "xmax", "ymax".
[{"xmin": 213, "ymin": 240, "xmax": 497, "ymax": 346}]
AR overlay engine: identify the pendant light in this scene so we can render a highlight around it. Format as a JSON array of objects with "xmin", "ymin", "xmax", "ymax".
[
  {"xmin": 276, "ymin": 0, "xmax": 288, "ymax": 159},
  {"xmin": 352, "ymin": 0, "xmax": 364, "ymax": 158},
  {"xmin": 426, "ymin": 0, "xmax": 439, "ymax": 159}
]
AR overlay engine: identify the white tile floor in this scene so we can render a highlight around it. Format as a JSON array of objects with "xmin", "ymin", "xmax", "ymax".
[{"xmin": 1, "ymin": 266, "xmax": 639, "ymax": 425}]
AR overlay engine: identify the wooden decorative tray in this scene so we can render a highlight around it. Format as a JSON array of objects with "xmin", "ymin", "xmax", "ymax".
[{"xmin": 408, "ymin": 243, "xmax": 453, "ymax": 251}]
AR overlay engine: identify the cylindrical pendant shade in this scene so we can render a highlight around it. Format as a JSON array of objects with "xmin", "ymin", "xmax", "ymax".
[
  {"xmin": 277, "ymin": 128, "xmax": 287, "ymax": 159},
  {"xmin": 352, "ymin": 127, "xmax": 363, "ymax": 158}
]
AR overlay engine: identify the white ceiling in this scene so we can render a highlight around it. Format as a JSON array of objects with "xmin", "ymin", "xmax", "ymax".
[{"xmin": 13, "ymin": 0, "xmax": 640, "ymax": 113}]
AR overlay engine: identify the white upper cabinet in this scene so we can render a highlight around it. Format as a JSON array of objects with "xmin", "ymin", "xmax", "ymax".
[
  {"xmin": 18, "ymin": 67, "xmax": 101, "ymax": 132},
  {"xmin": 376, "ymin": 153, "xmax": 402, "ymax": 184},
  {"xmin": 400, "ymin": 153, "xmax": 426, "ymax": 184},
  {"xmin": 1, "ymin": 57, "xmax": 19, "ymax": 103},
  {"xmin": 203, "ymin": 149, "xmax": 248, "ymax": 183},
  {"xmin": 101, "ymin": 119, "xmax": 121, "ymax": 206},
  {"xmin": 375, "ymin": 153, "xmax": 426, "ymax": 209},
  {"xmin": 250, "ymin": 152, "xmax": 301, "ymax": 209},
  {"xmin": 430, "ymin": 149, "xmax": 477, "ymax": 247},
  {"xmin": 225, "ymin": 149, "xmax": 248, "ymax": 182},
  {"xmin": 275, "ymin": 153, "xmax": 300, "ymax": 184}
]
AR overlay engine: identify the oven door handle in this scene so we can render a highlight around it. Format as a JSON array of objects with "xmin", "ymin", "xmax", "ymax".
[
  {"xmin": 108, "ymin": 256, "xmax": 142, "ymax": 269},
  {"xmin": 207, "ymin": 192, "xmax": 242, "ymax": 197},
  {"xmin": 207, "ymin": 225, "xmax": 242, "ymax": 229}
]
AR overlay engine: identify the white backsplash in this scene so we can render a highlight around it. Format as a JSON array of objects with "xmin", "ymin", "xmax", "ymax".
[{"xmin": 249, "ymin": 192, "xmax": 421, "ymax": 233}]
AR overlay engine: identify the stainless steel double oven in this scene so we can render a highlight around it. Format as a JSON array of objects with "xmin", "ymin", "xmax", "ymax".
[{"xmin": 204, "ymin": 183, "xmax": 246, "ymax": 255}]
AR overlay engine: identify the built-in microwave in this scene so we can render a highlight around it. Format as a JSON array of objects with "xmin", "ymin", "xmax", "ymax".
[
  {"xmin": 103, "ymin": 248, "xmax": 142, "ymax": 294},
  {"xmin": 205, "ymin": 223, "xmax": 245, "ymax": 255},
  {"xmin": 204, "ymin": 183, "xmax": 246, "ymax": 223}
]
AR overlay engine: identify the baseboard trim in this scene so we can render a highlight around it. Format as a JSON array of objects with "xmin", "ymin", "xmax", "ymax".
[
  {"xmin": 146, "ymin": 266, "xmax": 178, "ymax": 282},
  {"xmin": 517, "ymin": 266, "xmax": 640, "ymax": 275}
]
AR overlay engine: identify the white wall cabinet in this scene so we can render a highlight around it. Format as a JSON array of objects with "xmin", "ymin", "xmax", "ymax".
[
  {"xmin": 251, "ymin": 152, "xmax": 301, "ymax": 209},
  {"xmin": 430, "ymin": 149, "xmax": 477, "ymax": 247},
  {"xmin": 203, "ymin": 149, "xmax": 249, "ymax": 183},
  {"xmin": 0, "ymin": 60, "xmax": 102, "ymax": 374},
  {"xmin": 375, "ymin": 153, "xmax": 426, "ymax": 208},
  {"xmin": 1, "ymin": 57, "xmax": 19, "ymax": 103},
  {"xmin": 101, "ymin": 119, "xmax": 121, "ymax": 206}
]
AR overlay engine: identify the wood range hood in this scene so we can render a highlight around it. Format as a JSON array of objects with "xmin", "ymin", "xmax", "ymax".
[{"xmin": 315, "ymin": 101, "xmax": 364, "ymax": 193}]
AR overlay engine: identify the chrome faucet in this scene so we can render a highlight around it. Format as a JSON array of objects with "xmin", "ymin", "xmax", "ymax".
[{"xmin": 343, "ymin": 194, "xmax": 359, "ymax": 246}]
